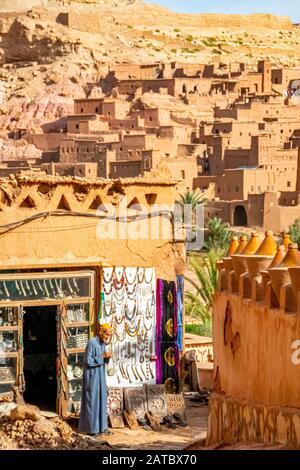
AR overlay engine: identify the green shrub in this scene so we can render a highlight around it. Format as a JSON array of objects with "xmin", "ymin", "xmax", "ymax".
[
  {"xmin": 289, "ymin": 218, "xmax": 300, "ymax": 247},
  {"xmin": 185, "ymin": 323, "xmax": 212, "ymax": 338}
]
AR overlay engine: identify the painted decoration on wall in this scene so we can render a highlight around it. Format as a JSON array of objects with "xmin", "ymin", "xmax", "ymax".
[
  {"xmin": 102, "ymin": 267, "xmax": 156, "ymax": 387},
  {"xmin": 107, "ymin": 387, "xmax": 124, "ymax": 416},
  {"xmin": 156, "ymin": 280, "xmax": 179, "ymax": 392},
  {"xmin": 124, "ymin": 386, "xmax": 147, "ymax": 420},
  {"xmin": 145, "ymin": 384, "xmax": 168, "ymax": 419},
  {"xmin": 107, "ymin": 387, "xmax": 124, "ymax": 428},
  {"xmin": 166, "ymin": 393, "xmax": 186, "ymax": 419}
]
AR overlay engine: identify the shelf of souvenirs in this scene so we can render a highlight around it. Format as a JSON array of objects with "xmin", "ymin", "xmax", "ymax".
[
  {"xmin": 0, "ymin": 326, "xmax": 19, "ymax": 332},
  {"xmin": 66, "ymin": 348, "xmax": 86, "ymax": 355},
  {"xmin": 0, "ymin": 297, "xmax": 91, "ymax": 308},
  {"xmin": 0, "ymin": 352, "xmax": 18, "ymax": 358},
  {"xmin": 66, "ymin": 322, "xmax": 90, "ymax": 328}
]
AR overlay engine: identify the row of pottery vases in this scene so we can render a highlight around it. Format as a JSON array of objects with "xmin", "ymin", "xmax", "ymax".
[{"xmin": 222, "ymin": 231, "xmax": 300, "ymax": 309}]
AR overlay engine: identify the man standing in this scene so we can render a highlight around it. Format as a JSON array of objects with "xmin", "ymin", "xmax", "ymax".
[{"xmin": 78, "ymin": 324, "xmax": 112, "ymax": 436}]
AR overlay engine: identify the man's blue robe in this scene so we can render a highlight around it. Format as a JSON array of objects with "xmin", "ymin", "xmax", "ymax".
[{"xmin": 78, "ymin": 336, "xmax": 108, "ymax": 434}]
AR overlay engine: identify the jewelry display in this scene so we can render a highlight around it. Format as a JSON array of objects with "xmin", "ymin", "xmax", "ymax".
[
  {"xmin": 72, "ymin": 278, "xmax": 80, "ymax": 295},
  {"xmin": 54, "ymin": 279, "xmax": 64, "ymax": 298},
  {"xmin": 0, "ymin": 275, "xmax": 90, "ymax": 301},
  {"xmin": 15, "ymin": 280, "xmax": 22, "ymax": 296},
  {"xmin": 66, "ymin": 278, "xmax": 75, "ymax": 297},
  {"xmin": 67, "ymin": 304, "xmax": 88, "ymax": 323},
  {"xmin": 3, "ymin": 282, "xmax": 10, "ymax": 299},
  {"xmin": 43, "ymin": 279, "xmax": 50, "ymax": 298},
  {"xmin": 36, "ymin": 279, "xmax": 43, "ymax": 293},
  {"xmin": 0, "ymin": 332, "xmax": 17, "ymax": 353},
  {"xmin": 67, "ymin": 327, "xmax": 89, "ymax": 349},
  {"xmin": 102, "ymin": 267, "xmax": 156, "ymax": 387},
  {"xmin": 0, "ymin": 308, "xmax": 17, "ymax": 327},
  {"xmin": 0, "ymin": 366, "xmax": 15, "ymax": 382},
  {"xmin": 25, "ymin": 280, "xmax": 32, "ymax": 296},
  {"xmin": 31, "ymin": 280, "xmax": 38, "ymax": 296}
]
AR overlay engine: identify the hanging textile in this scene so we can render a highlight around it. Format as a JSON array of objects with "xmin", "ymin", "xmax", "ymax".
[
  {"xmin": 101, "ymin": 267, "xmax": 156, "ymax": 387},
  {"xmin": 176, "ymin": 275, "xmax": 184, "ymax": 353},
  {"xmin": 156, "ymin": 280, "xmax": 179, "ymax": 393}
]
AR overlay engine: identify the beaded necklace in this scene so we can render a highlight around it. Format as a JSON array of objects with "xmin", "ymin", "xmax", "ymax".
[
  {"xmin": 124, "ymin": 268, "xmax": 138, "ymax": 285},
  {"xmin": 125, "ymin": 319, "xmax": 141, "ymax": 337},
  {"xmin": 102, "ymin": 268, "xmax": 114, "ymax": 284}
]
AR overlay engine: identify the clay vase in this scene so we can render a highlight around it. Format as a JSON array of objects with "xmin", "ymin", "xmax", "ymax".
[
  {"xmin": 288, "ymin": 266, "xmax": 300, "ymax": 300},
  {"xmin": 226, "ymin": 236, "xmax": 240, "ymax": 256},
  {"xmin": 281, "ymin": 232, "xmax": 293, "ymax": 252},
  {"xmin": 246, "ymin": 231, "xmax": 277, "ymax": 282},
  {"xmin": 268, "ymin": 243, "xmax": 300, "ymax": 303},
  {"xmin": 232, "ymin": 232, "xmax": 261, "ymax": 282},
  {"xmin": 222, "ymin": 236, "xmax": 240, "ymax": 273},
  {"xmin": 235, "ymin": 235, "xmax": 248, "ymax": 254},
  {"xmin": 261, "ymin": 245, "xmax": 286, "ymax": 290}
]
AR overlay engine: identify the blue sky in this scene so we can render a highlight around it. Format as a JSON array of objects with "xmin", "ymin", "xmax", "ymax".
[{"xmin": 146, "ymin": 1, "xmax": 300, "ymax": 22}]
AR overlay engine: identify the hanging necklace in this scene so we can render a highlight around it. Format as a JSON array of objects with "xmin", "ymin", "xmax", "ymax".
[
  {"xmin": 124, "ymin": 302, "xmax": 137, "ymax": 321},
  {"xmin": 137, "ymin": 267, "xmax": 145, "ymax": 283},
  {"xmin": 113, "ymin": 288, "xmax": 126, "ymax": 301},
  {"xmin": 125, "ymin": 282, "xmax": 138, "ymax": 298},
  {"xmin": 114, "ymin": 267, "xmax": 125, "ymax": 284},
  {"xmin": 102, "ymin": 268, "xmax": 114, "ymax": 284},
  {"xmin": 125, "ymin": 319, "xmax": 140, "ymax": 337},
  {"xmin": 103, "ymin": 302, "xmax": 113, "ymax": 318},
  {"xmin": 124, "ymin": 268, "xmax": 138, "ymax": 285},
  {"xmin": 144, "ymin": 268, "xmax": 154, "ymax": 284},
  {"xmin": 145, "ymin": 300, "xmax": 153, "ymax": 320},
  {"xmin": 114, "ymin": 325, "xmax": 125, "ymax": 342},
  {"xmin": 103, "ymin": 282, "xmax": 113, "ymax": 296}
]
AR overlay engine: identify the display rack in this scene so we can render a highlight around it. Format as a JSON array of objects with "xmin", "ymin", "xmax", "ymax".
[{"xmin": 0, "ymin": 271, "xmax": 95, "ymax": 417}]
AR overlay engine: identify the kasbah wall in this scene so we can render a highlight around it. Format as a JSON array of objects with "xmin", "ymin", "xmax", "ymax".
[
  {"xmin": 208, "ymin": 291, "xmax": 300, "ymax": 448},
  {"xmin": 0, "ymin": 174, "xmax": 185, "ymax": 280}
]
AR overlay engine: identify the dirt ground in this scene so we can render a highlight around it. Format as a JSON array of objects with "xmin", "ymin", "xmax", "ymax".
[{"xmin": 84, "ymin": 400, "xmax": 208, "ymax": 450}]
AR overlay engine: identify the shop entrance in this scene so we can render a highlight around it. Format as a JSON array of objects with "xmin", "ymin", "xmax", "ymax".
[{"xmin": 23, "ymin": 305, "xmax": 57, "ymax": 411}]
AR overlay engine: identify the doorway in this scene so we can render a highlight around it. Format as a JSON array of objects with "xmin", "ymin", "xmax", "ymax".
[
  {"xmin": 23, "ymin": 305, "xmax": 57, "ymax": 411},
  {"xmin": 233, "ymin": 205, "xmax": 248, "ymax": 226}
]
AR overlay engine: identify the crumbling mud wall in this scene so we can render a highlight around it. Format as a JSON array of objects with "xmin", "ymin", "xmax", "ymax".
[
  {"xmin": 207, "ymin": 291, "xmax": 300, "ymax": 447},
  {"xmin": 0, "ymin": 173, "xmax": 185, "ymax": 280}
]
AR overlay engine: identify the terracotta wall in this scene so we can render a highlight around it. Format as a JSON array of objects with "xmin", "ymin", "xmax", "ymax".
[
  {"xmin": 0, "ymin": 175, "xmax": 185, "ymax": 280},
  {"xmin": 213, "ymin": 292, "xmax": 300, "ymax": 408}
]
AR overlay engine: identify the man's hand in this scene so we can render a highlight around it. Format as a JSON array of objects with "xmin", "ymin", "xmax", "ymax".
[{"xmin": 103, "ymin": 352, "xmax": 112, "ymax": 359}]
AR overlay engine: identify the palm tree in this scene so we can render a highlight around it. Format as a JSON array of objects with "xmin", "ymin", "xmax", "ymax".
[
  {"xmin": 289, "ymin": 218, "xmax": 300, "ymax": 247},
  {"xmin": 204, "ymin": 216, "xmax": 232, "ymax": 253},
  {"xmin": 176, "ymin": 190, "xmax": 206, "ymax": 209},
  {"xmin": 185, "ymin": 249, "xmax": 221, "ymax": 336}
]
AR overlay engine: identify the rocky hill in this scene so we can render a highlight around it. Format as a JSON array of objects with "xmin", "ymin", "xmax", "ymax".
[{"xmin": 0, "ymin": 0, "xmax": 299, "ymax": 151}]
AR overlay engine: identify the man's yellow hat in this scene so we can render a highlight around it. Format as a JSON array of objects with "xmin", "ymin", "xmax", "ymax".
[{"xmin": 99, "ymin": 323, "xmax": 112, "ymax": 332}]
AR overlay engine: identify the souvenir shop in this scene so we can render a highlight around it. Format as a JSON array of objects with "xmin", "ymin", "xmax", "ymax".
[{"xmin": 0, "ymin": 265, "xmax": 184, "ymax": 419}]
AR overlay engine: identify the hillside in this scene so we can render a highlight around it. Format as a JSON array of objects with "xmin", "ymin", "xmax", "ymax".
[{"xmin": 0, "ymin": 0, "xmax": 299, "ymax": 147}]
